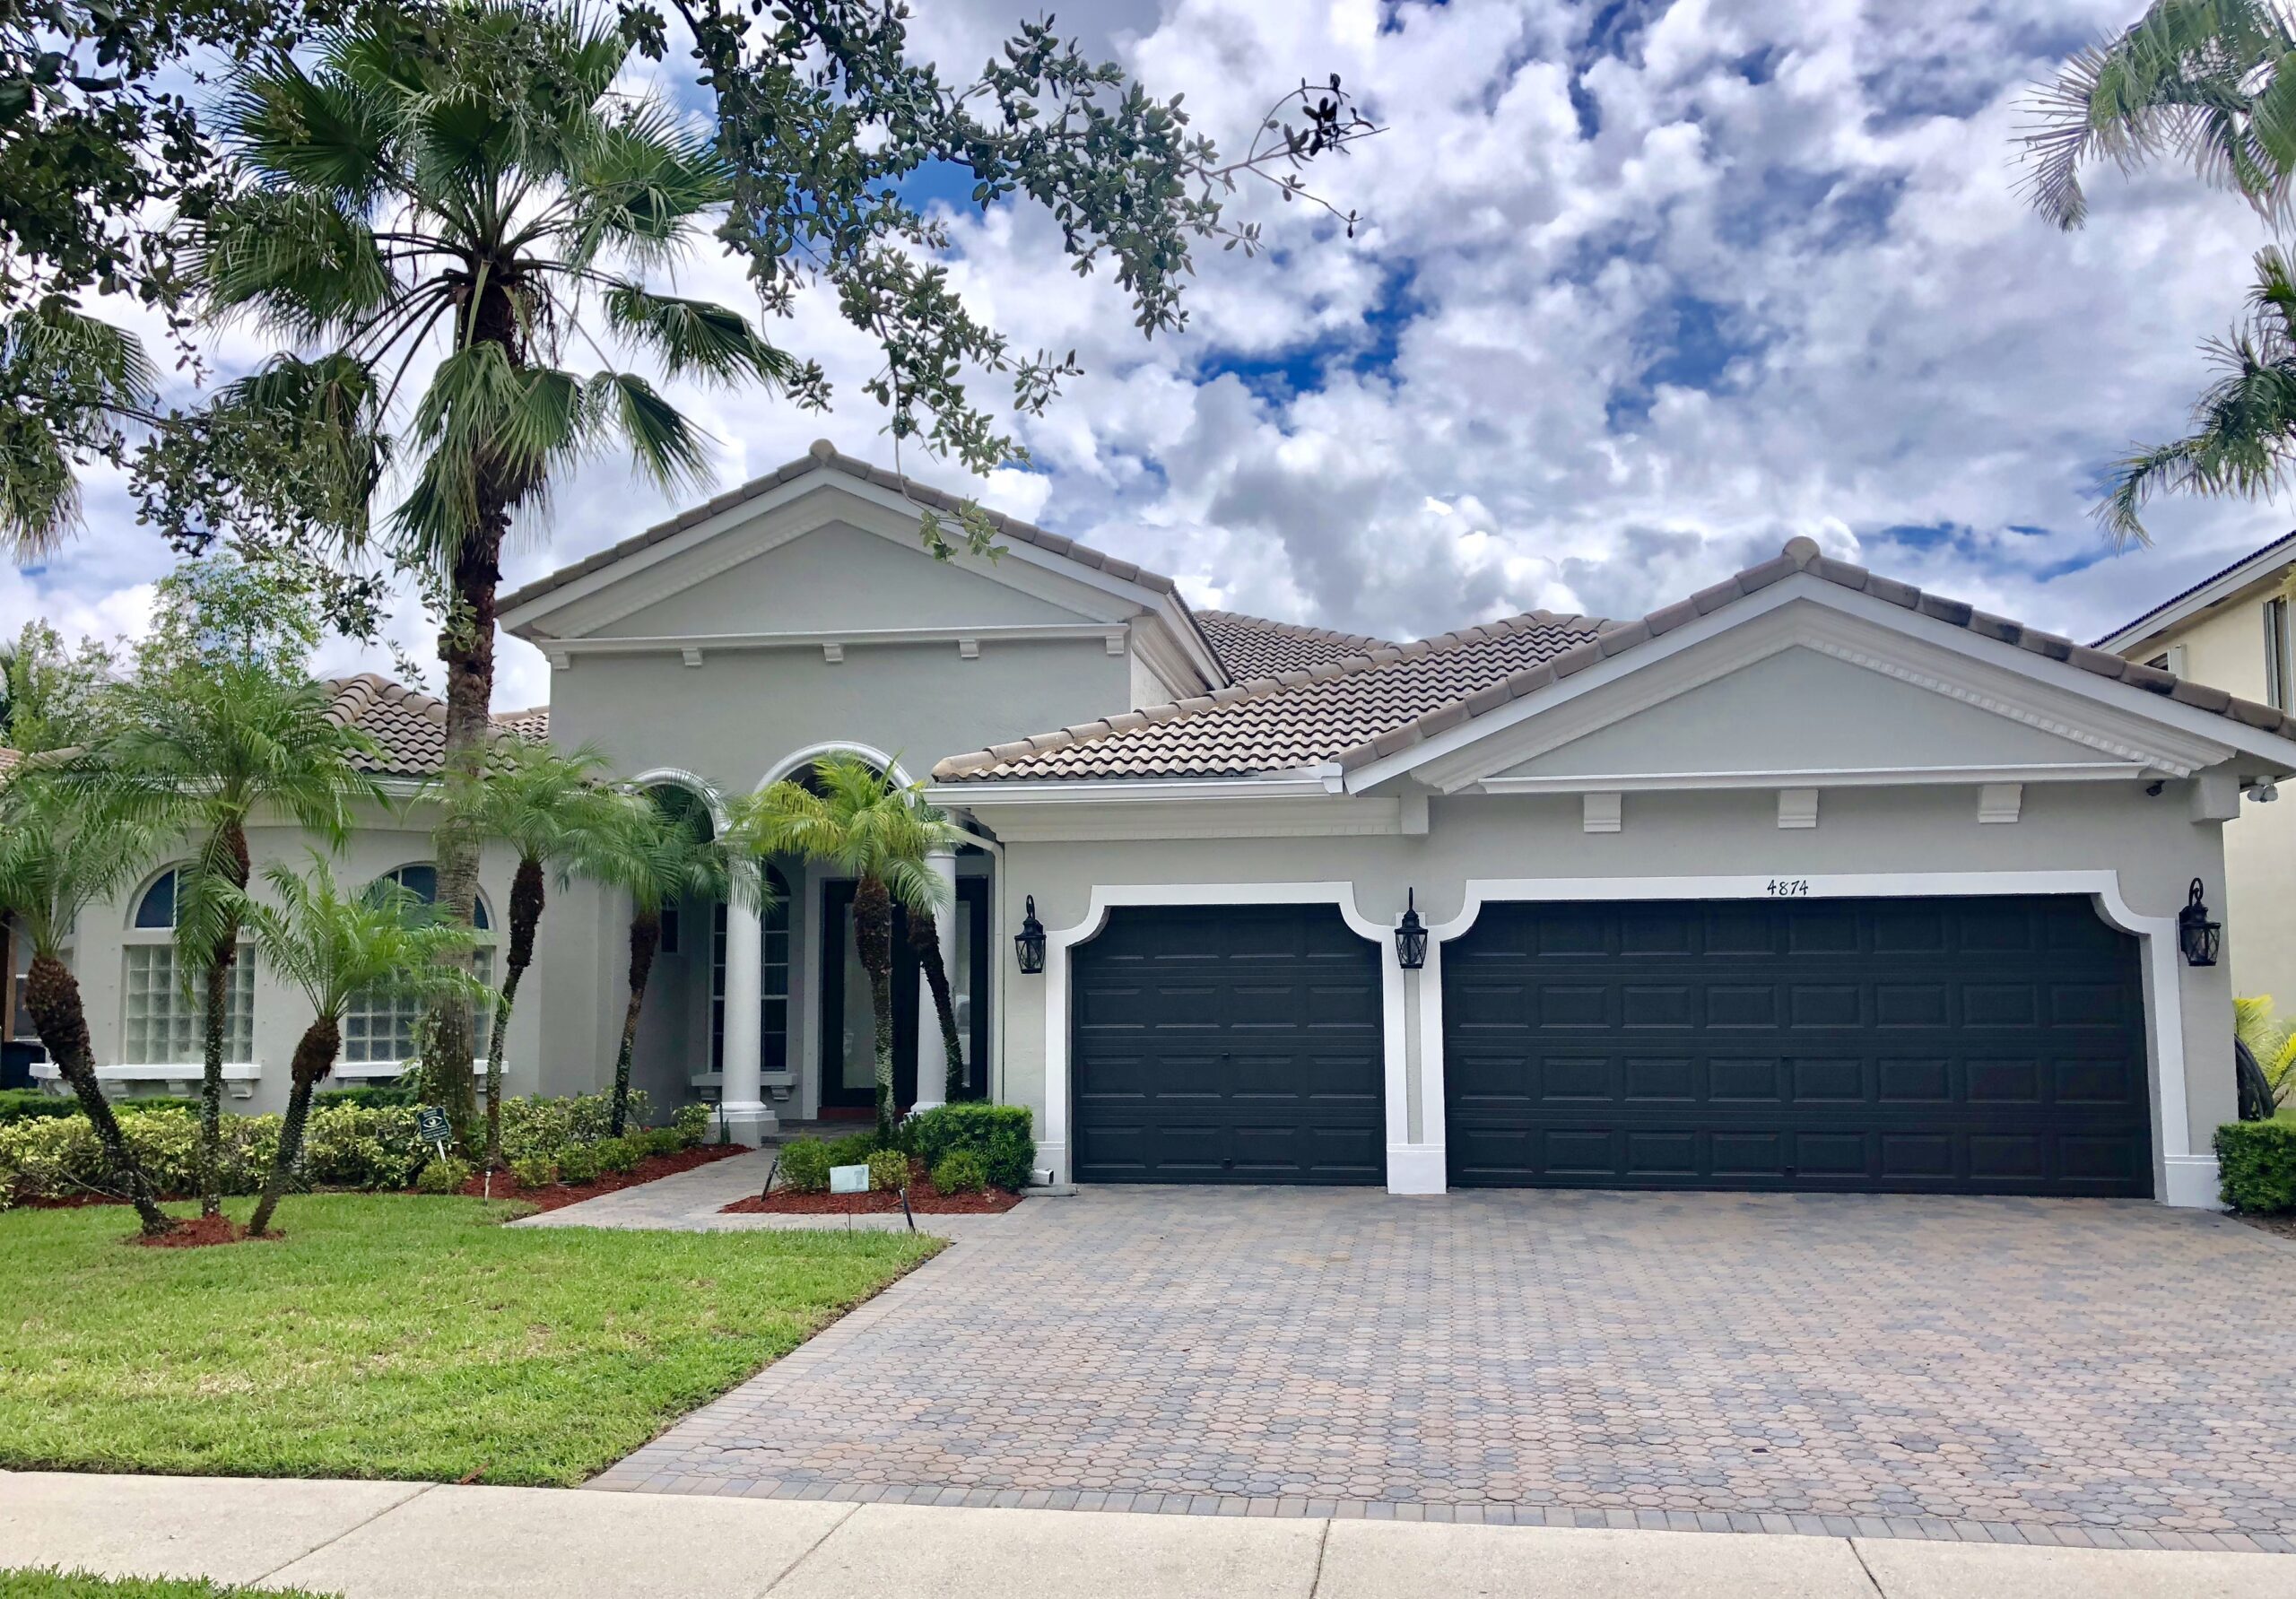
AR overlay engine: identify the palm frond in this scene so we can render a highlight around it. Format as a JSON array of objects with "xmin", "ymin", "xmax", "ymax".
[{"xmin": 603, "ymin": 286, "xmax": 798, "ymax": 390}]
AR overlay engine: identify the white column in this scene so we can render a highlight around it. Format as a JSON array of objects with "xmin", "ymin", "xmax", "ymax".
[
  {"xmin": 909, "ymin": 847, "xmax": 961, "ymax": 1114},
  {"xmin": 718, "ymin": 864, "xmax": 775, "ymax": 1145}
]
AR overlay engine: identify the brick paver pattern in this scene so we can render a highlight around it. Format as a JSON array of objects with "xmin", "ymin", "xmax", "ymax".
[{"xmin": 591, "ymin": 1188, "xmax": 2296, "ymax": 1549}]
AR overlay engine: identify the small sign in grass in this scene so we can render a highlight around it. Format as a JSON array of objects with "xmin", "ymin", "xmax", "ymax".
[{"xmin": 0, "ymin": 1195, "xmax": 939, "ymax": 1486}]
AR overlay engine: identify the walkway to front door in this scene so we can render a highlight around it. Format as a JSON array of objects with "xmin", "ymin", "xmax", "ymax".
[{"xmin": 587, "ymin": 1187, "xmax": 2296, "ymax": 1551}]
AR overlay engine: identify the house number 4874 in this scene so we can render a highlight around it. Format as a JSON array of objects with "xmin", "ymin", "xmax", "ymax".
[{"xmin": 1766, "ymin": 878, "xmax": 1811, "ymax": 897}]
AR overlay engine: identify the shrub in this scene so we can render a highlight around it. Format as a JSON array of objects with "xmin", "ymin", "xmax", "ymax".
[
  {"xmin": 643, "ymin": 1126, "xmax": 683, "ymax": 1158},
  {"xmin": 866, "ymin": 1148, "xmax": 909, "ymax": 1192},
  {"xmin": 673, "ymin": 1101, "xmax": 714, "ymax": 1147},
  {"xmin": 497, "ymin": 1091, "xmax": 651, "ymax": 1164},
  {"xmin": 2218, "ymin": 1120, "xmax": 2296, "ymax": 1212},
  {"xmin": 904, "ymin": 1103, "xmax": 1036, "ymax": 1191},
  {"xmin": 413, "ymin": 1156, "xmax": 473, "ymax": 1195},
  {"xmin": 777, "ymin": 1138, "xmax": 830, "ymax": 1193},
  {"xmin": 595, "ymin": 1136, "xmax": 641, "ymax": 1175},
  {"xmin": 313, "ymin": 1083, "xmax": 418, "ymax": 1109},
  {"xmin": 823, "ymin": 1131, "xmax": 878, "ymax": 1167},
  {"xmin": 931, "ymin": 1149, "xmax": 987, "ymax": 1194},
  {"xmin": 300, "ymin": 1103, "xmax": 422, "ymax": 1190},
  {"xmin": 0, "ymin": 1089, "xmax": 79, "ymax": 1124},
  {"xmin": 554, "ymin": 1144, "xmax": 600, "ymax": 1186},
  {"xmin": 509, "ymin": 1155, "xmax": 556, "ymax": 1188}
]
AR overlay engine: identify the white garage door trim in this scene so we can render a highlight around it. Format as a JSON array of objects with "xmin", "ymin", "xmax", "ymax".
[
  {"xmin": 1040, "ymin": 882, "xmax": 1409, "ymax": 1191},
  {"xmin": 1422, "ymin": 871, "xmax": 2204, "ymax": 1207}
]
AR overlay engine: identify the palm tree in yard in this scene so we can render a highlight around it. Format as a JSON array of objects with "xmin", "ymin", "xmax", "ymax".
[
  {"xmin": 726, "ymin": 755, "xmax": 961, "ymax": 1141},
  {"xmin": 447, "ymin": 739, "xmax": 622, "ymax": 1167},
  {"xmin": 596, "ymin": 786, "xmax": 744, "ymax": 1138},
  {"xmin": 0, "ymin": 769, "xmax": 181, "ymax": 1237},
  {"xmin": 2023, "ymin": 1, "xmax": 2296, "ymax": 539},
  {"xmin": 238, "ymin": 856, "xmax": 482, "ymax": 1236},
  {"xmin": 193, "ymin": 0, "xmax": 804, "ymax": 1143},
  {"xmin": 109, "ymin": 667, "xmax": 384, "ymax": 1216}
]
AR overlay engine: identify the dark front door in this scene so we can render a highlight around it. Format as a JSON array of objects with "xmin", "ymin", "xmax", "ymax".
[
  {"xmin": 1071, "ymin": 903, "xmax": 1385, "ymax": 1185},
  {"xmin": 1444, "ymin": 895, "xmax": 2152, "ymax": 1196},
  {"xmin": 820, "ymin": 878, "xmax": 991, "ymax": 1114}
]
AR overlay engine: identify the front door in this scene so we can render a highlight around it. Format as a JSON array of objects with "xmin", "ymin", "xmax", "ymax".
[{"xmin": 819, "ymin": 879, "xmax": 991, "ymax": 1115}]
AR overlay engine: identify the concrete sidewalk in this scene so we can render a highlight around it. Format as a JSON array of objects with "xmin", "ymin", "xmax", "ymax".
[{"xmin": 0, "ymin": 1470, "xmax": 2283, "ymax": 1598}]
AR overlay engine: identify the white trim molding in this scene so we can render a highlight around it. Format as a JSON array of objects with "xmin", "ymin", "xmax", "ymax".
[
  {"xmin": 756, "ymin": 742, "xmax": 917, "ymax": 792},
  {"xmin": 1420, "ymin": 870, "xmax": 2205, "ymax": 1207},
  {"xmin": 1039, "ymin": 882, "xmax": 1422, "ymax": 1195},
  {"xmin": 34, "ymin": 1061, "xmax": 261, "ymax": 1098}
]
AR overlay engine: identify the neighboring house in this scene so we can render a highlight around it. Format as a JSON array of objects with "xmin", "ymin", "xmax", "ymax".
[
  {"xmin": 28, "ymin": 679, "xmax": 550, "ymax": 1105},
  {"xmin": 2099, "ymin": 533, "xmax": 2296, "ymax": 1012},
  {"xmin": 33, "ymin": 441, "xmax": 2296, "ymax": 1209}
]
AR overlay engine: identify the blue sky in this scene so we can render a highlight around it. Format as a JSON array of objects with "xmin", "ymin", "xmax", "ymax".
[{"xmin": 8, "ymin": 0, "xmax": 2287, "ymax": 709}]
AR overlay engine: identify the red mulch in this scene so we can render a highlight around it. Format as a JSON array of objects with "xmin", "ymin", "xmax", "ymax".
[
  {"xmin": 722, "ymin": 1160, "xmax": 1022, "ymax": 1215},
  {"xmin": 130, "ymin": 1212, "xmax": 270, "ymax": 1248},
  {"xmin": 459, "ymin": 1142, "xmax": 748, "ymax": 1213}
]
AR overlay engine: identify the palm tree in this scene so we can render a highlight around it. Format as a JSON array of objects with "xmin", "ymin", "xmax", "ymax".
[
  {"xmin": 236, "ymin": 856, "xmax": 482, "ymax": 1236},
  {"xmin": 0, "ymin": 769, "xmax": 180, "ymax": 1236},
  {"xmin": 109, "ymin": 665, "xmax": 384, "ymax": 1214},
  {"xmin": 1, "ymin": 306, "xmax": 158, "ymax": 561},
  {"xmin": 726, "ymin": 755, "xmax": 960, "ymax": 1141},
  {"xmin": 445, "ymin": 739, "xmax": 622, "ymax": 1166},
  {"xmin": 593, "ymin": 786, "xmax": 744, "ymax": 1137},
  {"xmin": 2023, "ymin": 2, "xmax": 2296, "ymax": 539},
  {"xmin": 193, "ymin": 1, "xmax": 805, "ymax": 1125}
]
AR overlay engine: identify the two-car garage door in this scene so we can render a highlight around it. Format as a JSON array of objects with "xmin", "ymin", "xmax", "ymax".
[
  {"xmin": 1444, "ymin": 895, "xmax": 2153, "ymax": 1197},
  {"xmin": 1068, "ymin": 894, "xmax": 2153, "ymax": 1196}
]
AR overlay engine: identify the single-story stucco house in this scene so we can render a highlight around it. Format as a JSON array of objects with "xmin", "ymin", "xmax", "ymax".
[{"xmin": 26, "ymin": 440, "xmax": 2296, "ymax": 1208}]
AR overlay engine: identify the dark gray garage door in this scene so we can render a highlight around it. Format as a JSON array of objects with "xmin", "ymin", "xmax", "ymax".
[
  {"xmin": 1072, "ymin": 904, "xmax": 1385, "ymax": 1184},
  {"xmin": 1444, "ymin": 895, "xmax": 2152, "ymax": 1196}
]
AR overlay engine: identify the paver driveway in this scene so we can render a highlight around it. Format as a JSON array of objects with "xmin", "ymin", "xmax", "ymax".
[{"xmin": 591, "ymin": 1187, "xmax": 2296, "ymax": 1549}]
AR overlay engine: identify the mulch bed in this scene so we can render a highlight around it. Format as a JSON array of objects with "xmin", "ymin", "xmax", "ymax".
[
  {"xmin": 2236, "ymin": 1212, "xmax": 2296, "ymax": 1243},
  {"xmin": 131, "ymin": 1213, "xmax": 269, "ymax": 1248},
  {"xmin": 458, "ymin": 1142, "xmax": 747, "ymax": 1213},
  {"xmin": 722, "ymin": 1160, "xmax": 1022, "ymax": 1216}
]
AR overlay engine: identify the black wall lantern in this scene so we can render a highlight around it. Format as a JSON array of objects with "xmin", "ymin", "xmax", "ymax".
[
  {"xmin": 1014, "ymin": 895, "xmax": 1047, "ymax": 975},
  {"xmin": 1396, "ymin": 890, "xmax": 1429, "ymax": 971},
  {"xmin": 2179, "ymin": 878, "xmax": 2222, "ymax": 969}
]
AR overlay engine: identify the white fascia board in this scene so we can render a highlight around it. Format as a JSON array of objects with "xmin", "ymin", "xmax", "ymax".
[
  {"xmin": 925, "ymin": 771, "xmax": 1334, "ymax": 806},
  {"xmin": 1344, "ymin": 576, "xmax": 2296, "ymax": 793},
  {"xmin": 544, "ymin": 622, "xmax": 1127, "ymax": 658},
  {"xmin": 501, "ymin": 470, "xmax": 1176, "ymax": 638},
  {"xmin": 2094, "ymin": 542, "xmax": 2296, "ymax": 655},
  {"xmin": 1478, "ymin": 761, "xmax": 2150, "ymax": 795}
]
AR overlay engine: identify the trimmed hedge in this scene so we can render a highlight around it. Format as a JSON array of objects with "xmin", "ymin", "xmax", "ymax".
[
  {"xmin": 0, "ymin": 1089, "xmax": 78, "ymax": 1124},
  {"xmin": 2217, "ymin": 1120, "xmax": 2296, "ymax": 1213},
  {"xmin": 312, "ymin": 1084, "xmax": 419, "ymax": 1109},
  {"xmin": 904, "ymin": 1103, "xmax": 1035, "ymax": 1192}
]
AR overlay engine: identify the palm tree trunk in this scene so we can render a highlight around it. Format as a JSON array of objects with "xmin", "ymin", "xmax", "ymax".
[
  {"xmin": 197, "ymin": 821, "xmax": 250, "ymax": 1219},
  {"xmin": 609, "ymin": 908, "xmax": 660, "ymax": 1137},
  {"xmin": 250, "ymin": 1014, "xmax": 339, "ymax": 1238},
  {"xmin": 908, "ymin": 909, "xmax": 966, "ymax": 1102},
  {"xmin": 484, "ymin": 856, "xmax": 544, "ymax": 1169},
  {"xmin": 24, "ymin": 952, "xmax": 172, "ymax": 1236},
  {"xmin": 854, "ymin": 874, "xmax": 896, "ymax": 1141}
]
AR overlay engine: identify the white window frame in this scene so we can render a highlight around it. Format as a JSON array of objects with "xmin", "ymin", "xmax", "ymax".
[
  {"xmin": 335, "ymin": 865, "xmax": 496, "ymax": 1081},
  {"xmin": 2266, "ymin": 596, "xmax": 2291, "ymax": 711},
  {"xmin": 117, "ymin": 865, "xmax": 256, "ymax": 1071}
]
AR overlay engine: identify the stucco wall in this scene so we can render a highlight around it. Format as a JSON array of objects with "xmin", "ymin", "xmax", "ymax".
[
  {"xmin": 59, "ymin": 804, "xmax": 540, "ymax": 1118},
  {"xmin": 2128, "ymin": 596, "xmax": 2296, "ymax": 1009},
  {"xmin": 970, "ymin": 778, "xmax": 2236, "ymax": 1203}
]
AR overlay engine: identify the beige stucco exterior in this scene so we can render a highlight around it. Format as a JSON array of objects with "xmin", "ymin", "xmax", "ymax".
[{"xmin": 2103, "ymin": 543, "xmax": 2296, "ymax": 1012}]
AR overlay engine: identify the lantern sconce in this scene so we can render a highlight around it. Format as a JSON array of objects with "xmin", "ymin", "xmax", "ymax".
[
  {"xmin": 1014, "ymin": 895, "xmax": 1047, "ymax": 975},
  {"xmin": 2179, "ymin": 878, "xmax": 2221, "ymax": 969},
  {"xmin": 1396, "ymin": 889, "xmax": 1429, "ymax": 972}
]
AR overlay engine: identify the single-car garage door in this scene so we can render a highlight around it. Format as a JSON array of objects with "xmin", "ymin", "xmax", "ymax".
[
  {"xmin": 1444, "ymin": 895, "xmax": 2151, "ymax": 1196},
  {"xmin": 1072, "ymin": 904, "xmax": 1385, "ymax": 1184}
]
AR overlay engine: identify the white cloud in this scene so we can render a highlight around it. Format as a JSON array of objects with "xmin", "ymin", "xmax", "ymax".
[{"xmin": 14, "ymin": 0, "xmax": 2292, "ymax": 705}]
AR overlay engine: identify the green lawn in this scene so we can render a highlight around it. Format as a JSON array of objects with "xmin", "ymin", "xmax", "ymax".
[
  {"xmin": 1, "ymin": 1573, "xmax": 335, "ymax": 1599},
  {"xmin": 0, "ymin": 1195, "xmax": 937, "ymax": 1485}
]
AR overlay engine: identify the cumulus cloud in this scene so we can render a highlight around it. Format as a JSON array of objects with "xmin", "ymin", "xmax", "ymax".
[{"xmin": 11, "ymin": 0, "xmax": 2290, "ymax": 708}]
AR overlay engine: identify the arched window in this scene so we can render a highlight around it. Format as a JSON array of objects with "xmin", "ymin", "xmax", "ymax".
[
  {"xmin": 120, "ymin": 867, "xmax": 255, "ymax": 1066},
  {"xmin": 712, "ymin": 865, "xmax": 791, "ymax": 1073},
  {"xmin": 339, "ymin": 866, "xmax": 497, "ymax": 1074}
]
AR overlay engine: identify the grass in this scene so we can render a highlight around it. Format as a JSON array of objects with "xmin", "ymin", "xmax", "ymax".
[
  {"xmin": 0, "ymin": 1195, "xmax": 938, "ymax": 1485},
  {"xmin": 0, "ymin": 1573, "xmax": 336, "ymax": 1599}
]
